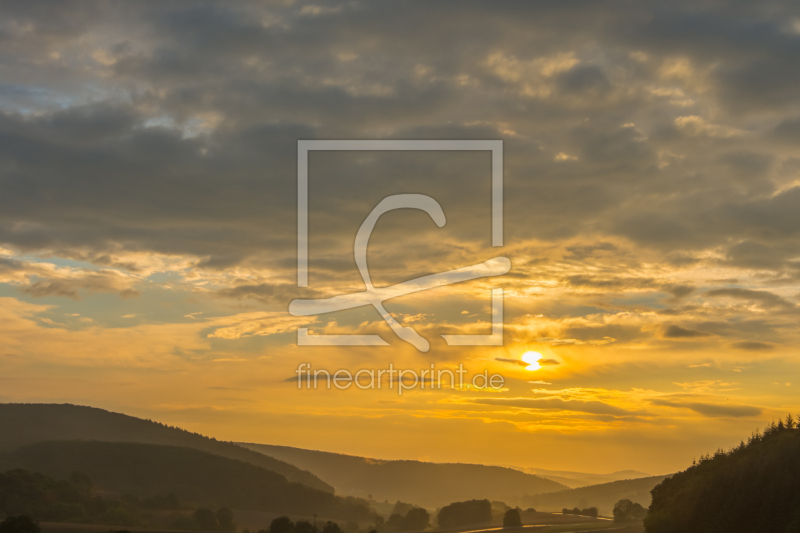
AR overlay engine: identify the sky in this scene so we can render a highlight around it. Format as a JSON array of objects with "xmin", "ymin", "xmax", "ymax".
[{"xmin": 1, "ymin": 0, "xmax": 800, "ymax": 476}]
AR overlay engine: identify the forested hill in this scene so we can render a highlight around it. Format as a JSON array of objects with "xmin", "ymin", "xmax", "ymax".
[
  {"xmin": 0, "ymin": 403, "xmax": 332, "ymax": 493},
  {"xmin": 0, "ymin": 440, "xmax": 372, "ymax": 520},
  {"xmin": 241, "ymin": 442, "xmax": 568, "ymax": 508},
  {"xmin": 646, "ymin": 418, "xmax": 800, "ymax": 533},
  {"xmin": 519, "ymin": 475, "xmax": 668, "ymax": 515}
]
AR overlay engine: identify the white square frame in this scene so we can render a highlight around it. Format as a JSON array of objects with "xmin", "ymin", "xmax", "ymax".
[{"xmin": 296, "ymin": 139, "xmax": 504, "ymax": 346}]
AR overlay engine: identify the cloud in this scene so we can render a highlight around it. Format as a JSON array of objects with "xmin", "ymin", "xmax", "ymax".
[
  {"xmin": 216, "ymin": 283, "xmax": 321, "ymax": 304},
  {"xmin": 729, "ymin": 340, "xmax": 775, "ymax": 351},
  {"xmin": 562, "ymin": 275, "xmax": 657, "ymax": 290},
  {"xmin": 651, "ymin": 399, "xmax": 761, "ymax": 418},
  {"xmin": 705, "ymin": 288, "xmax": 796, "ymax": 311},
  {"xmin": 205, "ymin": 312, "xmax": 310, "ymax": 340},
  {"xmin": 495, "ymin": 356, "xmax": 560, "ymax": 367},
  {"xmin": 467, "ymin": 397, "xmax": 643, "ymax": 417},
  {"xmin": 673, "ymin": 116, "xmax": 743, "ymax": 138},
  {"xmin": 495, "ymin": 357, "xmax": 529, "ymax": 368},
  {"xmin": 0, "ymin": 0, "xmax": 799, "ymax": 442},
  {"xmin": 564, "ymin": 242, "xmax": 618, "ymax": 259},
  {"xmin": 661, "ymin": 325, "xmax": 711, "ymax": 339},
  {"xmin": 0, "ymin": 256, "xmax": 140, "ymax": 299}
]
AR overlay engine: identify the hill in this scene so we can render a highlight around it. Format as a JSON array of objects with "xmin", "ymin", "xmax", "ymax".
[
  {"xmin": 514, "ymin": 467, "xmax": 653, "ymax": 489},
  {"xmin": 1, "ymin": 468, "xmax": 160, "ymax": 526},
  {"xmin": 0, "ymin": 440, "xmax": 372, "ymax": 520},
  {"xmin": 239, "ymin": 443, "xmax": 568, "ymax": 508},
  {"xmin": 645, "ymin": 419, "xmax": 800, "ymax": 533},
  {"xmin": 519, "ymin": 475, "xmax": 669, "ymax": 516},
  {"xmin": 0, "ymin": 404, "xmax": 332, "ymax": 493}
]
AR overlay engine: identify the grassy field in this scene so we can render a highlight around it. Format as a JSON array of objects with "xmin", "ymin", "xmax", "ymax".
[
  {"xmin": 520, "ymin": 512, "xmax": 608, "ymax": 525},
  {"xmin": 39, "ymin": 524, "xmax": 181, "ymax": 533},
  {"xmin": 36, "ymin": 513, "xmax": 643, "ymax": 533},
  {"xmin": 438, "ymin": 515, "xmax": 637, "ymax": 533},
  {"xmin": 538, "ymin": 522, "xmax": 643, "ymax": 532}
]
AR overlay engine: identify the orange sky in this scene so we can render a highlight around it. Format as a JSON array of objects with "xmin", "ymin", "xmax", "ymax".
[{"xmin": 1, "ymin": 1, "xmax": 800, "ymax": 476}]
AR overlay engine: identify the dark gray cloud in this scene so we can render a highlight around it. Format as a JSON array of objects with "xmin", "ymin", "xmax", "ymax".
[
  {"xmin": 562, "ymin": 275, "xmax": 657, "ymax": 290},
  {"xmin": 651, "ymin": 399, "xmax": 761, "ymax": 418},
  {"xmin": 495, "ymin": 357, "xmax": 529, "ymax": 368},
  {"xmin": 471, "ymin": 397, "xmax": 642, "ymax": 417},
  {"xmin": 662, "ymin": 325, "xmax": 710, "ymax": 339},
  {"xmin": 729, "ymin": 340, "xmax": 775, "ymax": 351},
  {"xmin": 564, "ymin": 242, "xmax": 618, "ymax": 259},
  {"xmin": 216, "ymin": 283, "xmax": 321, "ymax": 304},
  {"xmin": 495, "ymin": 357, "xmax": 560, "ymax": 367},
  {"xmin": 1, "ymin": 0, "xmax": 800, "ymax": 349}
]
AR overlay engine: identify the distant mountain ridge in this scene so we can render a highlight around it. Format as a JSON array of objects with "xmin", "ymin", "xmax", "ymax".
[
  {"xmin": 511, "ymin": 466, "xmax": 653, "ymax": 489},
  {"xmin": 0, "ymin": 403, "xmax": 655, "ymax": 516},
  {"xmin": 0, "ymin": 403, "xmax": 332, "ymax": 493},
  {"xmin": 240, "ymin": 442, "xmax": 568, "ymax": 508},
  {"xmin": 519, "ymin": 475, "xmax": 669, "ymax": 515}
]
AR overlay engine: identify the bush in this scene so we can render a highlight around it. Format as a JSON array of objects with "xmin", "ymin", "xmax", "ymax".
[
  {"xmin": 502, "ymin": 509, "xmax": 522, "ymax": 527},
  {"xmin": 612, "ymin": 500, "xmax": 646, "ymax": 522},
  {"xmin": 194, "ymin": 508, "xmax": 218, "ymax": 530},
  {"xmin": 216, "ymin": 508, "xmax": 236, "ymax": 532},
  {"xmin": 437, "ymin": 500, "xmax": 491, "ymax": 528},
  {"xmin": 387, "ymin": 507, "xmax": 429, "ymax": 531},
  {"xmin": 322, "ymin": 521, "xmax": 342, "ymax": 533},
  {"xmin": 561, "ymin": 507, "xmax": 598, "ymax": 518},
  {"xmin": 295, "ymin": 521, "xmax": 316, "ymax": 533},
  {"xmin": 270, "ymin": 516, "xmax": 294, "ymax": 533},
  {"xmin": 0, "ymin": 516, "xmax": 40, "ymax": 533},
  {"xmin": 404, "ymin": 508, "xmax": 429, "ymax": 531}
]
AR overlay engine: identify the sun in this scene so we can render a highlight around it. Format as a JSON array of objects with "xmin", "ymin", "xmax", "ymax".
[{"xmin": 521, "ymin": 351, "xmax": 542, "ymax": 371}]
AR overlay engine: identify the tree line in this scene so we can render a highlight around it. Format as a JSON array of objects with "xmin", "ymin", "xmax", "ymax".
[
  {"xmin": 0, "ymin": 468, "xmax": 234, "ymax": 531},
  {"xmin": 562, "ymin": 507, "xmax": 598, "ymax": 518},
  {"xmin": 646, "ymin": 414, "xmax": 800, "ymax": 533}
]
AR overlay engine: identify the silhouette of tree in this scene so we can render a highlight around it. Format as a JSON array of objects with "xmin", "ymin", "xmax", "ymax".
[
  {"xmin": 295, "ymin": 520, "xmax": 316, "ymax": 533},
  {"xmin": 392, "ymin": 502, "xmax": 414, "ymax": 517},
  {"xmin": 403, "ymin": 507, "xmax": 430, "ymax": 531},
  {"xmin": 502, "ymin": 509, "xmax": 522, "ymax": 527},
  {"xmin": 613, "ymin": 500, "xmax": 646, "ymax": 522},
  {"xmin": 437, "ymin": 499, "xmax": 492, "ymax": 528},
  {"xmin": 193, "ymin": 508, "xmax": 218, "ymax": 531},
  {"xmin": 646, "ymin": 414, "xmax": 800, "ymax": 533},
  {"xmin": 322, "ymin": 521, "xmax": 341, "ymax": 533},
  {"xmin": 387, "ymin": 514, "xmax": 404, "ymax": 530},
  {"xmin": 0, "ymin": 516, "xmax": 40, "ymax": 533},
  {"xmin": 216, "ymin": 508, "xmax": 236, "ymax": 532},
  {"xmin": 270, "ymin": 516, "xmax": 294, "ymax": 533}
]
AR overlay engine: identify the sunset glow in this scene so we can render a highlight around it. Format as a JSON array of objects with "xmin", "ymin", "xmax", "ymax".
[
  {"xmin": 1, "ymin": 1, "xmax": 799, "ymax": 480},
  {"xmin": 521, "ymin": 351, "xmax": 543, "ymax": 371}
]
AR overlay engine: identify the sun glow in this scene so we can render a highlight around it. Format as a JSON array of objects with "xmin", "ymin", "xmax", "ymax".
[{"xmin": 521, "ymin": 351, "xmax": 543, "ymax": 371}]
